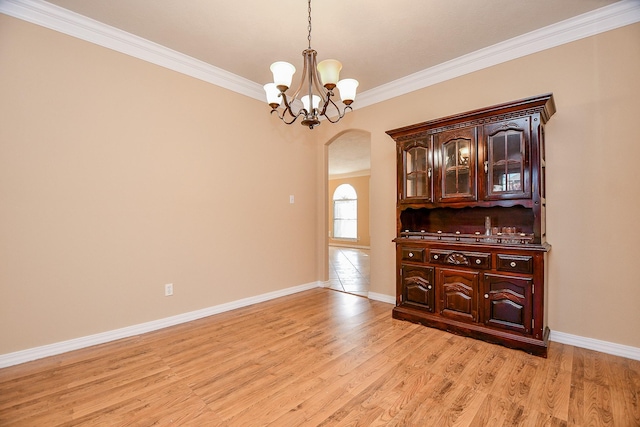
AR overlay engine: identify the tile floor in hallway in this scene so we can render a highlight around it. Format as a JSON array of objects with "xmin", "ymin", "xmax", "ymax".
[{"xmin": 325, "ymin": 246, "xmax": 370, "ymax": 297}]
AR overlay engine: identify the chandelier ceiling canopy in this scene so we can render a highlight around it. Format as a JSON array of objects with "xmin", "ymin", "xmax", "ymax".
[{"xmin": 263, "ymin": 0, "xmax": 359, "ymax": 129}]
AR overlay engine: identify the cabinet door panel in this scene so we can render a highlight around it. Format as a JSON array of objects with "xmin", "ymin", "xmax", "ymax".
[
  {"xmin": 439, "ymin": 268, "xmax": 478, "ymax": 322},
  {"xmin": 401, "ymin": 265, "xmax": 435, "ymax": 312},
  {"xmin": 435, "ymin": 128, "xmax": 477, "ymax": 202},
  {"xmin": 483, "ymin": 274, "xmax": 532, "ymax": 334},
  {"xmin": 484, "ymin": 118, "xmax": 531, "ymax": 200},
  {"xmin": 401, "ymin": 138, "xmax": 432, "ymax": 201}
]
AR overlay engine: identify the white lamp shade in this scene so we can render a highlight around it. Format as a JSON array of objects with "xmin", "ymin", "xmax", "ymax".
[
  {"xmin": 263, "ymin": 83, "xmax": 282, "ymax": 106},
  {"xmin": 337, "ymin": 78, "xmax": 359, "ymax": 103},
  {"xmin": 270, "ymin": 61, "xmax": 296, "ymax": 90},
  {"xmin": 301, "ymin": 95, "xmax": 321, "ymax": 112},
  {"xmin": 317, "ymin": 59, "xmax": 342, "ymax": 87}
]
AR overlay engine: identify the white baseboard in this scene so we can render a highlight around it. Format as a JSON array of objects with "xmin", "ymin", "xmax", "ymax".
[
  {"xmin": 550, "ymin": 330, "xmax": 640, "ymax": 361},
  {"xmin": 0, "ymin": 281, "xmax": 323, "ymax": 368},
  {"xmin": 3, "ymin": 286, "xmax": 638, "ymax": 368},
  {"xmin": 329, "ymin": 243, "xmax": 371, "ymax": 250},
  {"xmin": 367, "ymin": 292, "xmax": 395, "ymax": 305},
  {"xmin": 365, "ymin": 292, "xmax": 640, "ymax": 361}
]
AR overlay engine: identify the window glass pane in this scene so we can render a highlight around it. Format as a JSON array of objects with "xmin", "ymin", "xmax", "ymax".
[
  {"xmin": 334, "ymin": 200, "xmax": 356, "ymax": 219},
  {"xmin": 334, "ymin": 183, "xmax": 357, "ymax": 200},
  {"xmin": 332, "ymin": 184, "xmax": 358, "ymax": 239},
  {"xmin": 334, "ymin": 219, "xmax": 357, "ymax": 239}
]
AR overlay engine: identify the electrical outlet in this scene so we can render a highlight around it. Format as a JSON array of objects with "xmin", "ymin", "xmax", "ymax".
[{"xmin": 164, "ymin": 283, "xmax": 173, "ymax": 296}]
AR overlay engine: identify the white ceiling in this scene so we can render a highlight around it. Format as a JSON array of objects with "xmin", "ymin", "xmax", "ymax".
[
  {"xmin": 8, "ymin": 0, "xmax": 630, "ymax": 175},
  {"xmin": 43, "ymin": 0, "xmax": 621, "ymax": 93}
]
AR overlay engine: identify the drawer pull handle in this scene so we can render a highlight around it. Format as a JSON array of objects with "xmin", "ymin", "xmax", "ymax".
[
  {"xmin": 510, "ymin": 261, "xmax": 517, "ymax": 267},
  {"xmin": 427, "ymin": 285, "xmax": 432, "ymax": 290},
  {"xmin": 409, "ymin": 252, "xmax": 414, "ymax": 258},
  {"xmin": 475, "ymin": 259, "xmax": 482, "ymax": 265},
  {"xmin": 484, "ymin": 294, "xmax": 489, "ymax": 299},
  {"xmin": 433, "ymin": 255, "xmax": 439, "ymax": 260}
]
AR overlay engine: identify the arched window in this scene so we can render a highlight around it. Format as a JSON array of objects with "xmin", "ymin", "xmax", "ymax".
[{"xmin": 333, "ymin": 184, "xmax": 357, "ymax": 240}]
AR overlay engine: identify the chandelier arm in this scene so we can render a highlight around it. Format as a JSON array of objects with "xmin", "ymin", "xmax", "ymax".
[
  {"xmin": 318, "ymin": 89, "xmax": 345, "ymax": 119},
  {"xmin": 289, "ymin": 50, "xmax": 312, "ymax": 107},
  {"xmin": 311, "ymin": 55, "xmax": 328, "ymax": 104},
  {"xmin": 317, "ymin": 98, "xmax": 329, "ymax": 118},
  {"xmin": 322, "ymin": 98, "xmax": 351, "ymax": 124},
  {"xmin": 270, "ymin": 108, "xmax": 303, "ymax": 125},
  {"xmin": 279, "ymin": 92, "xmax": 299, "ymax": 118},
  {"xmin": 317, "ymin": 95, "xmax": 333, "ymax": 118},
  {"xmin": 280, "ymin": 91, "xmax": 313, "ymax": 124}
]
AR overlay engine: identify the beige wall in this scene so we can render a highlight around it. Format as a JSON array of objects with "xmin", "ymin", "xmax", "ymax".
[
  {"xmin": 0, "ymin": 15, "xmax": 319, "ymax": 354},
  {"xmin": 316, "ymin": 22, "xmax": 640, "ymax": 348},
  {"xmin": 328, "ymin": 175, "xmax": 370, "ymax": 247},
  {"xmin": 2, "ymin": 14, "xmax": 639, "ymax": 356}
]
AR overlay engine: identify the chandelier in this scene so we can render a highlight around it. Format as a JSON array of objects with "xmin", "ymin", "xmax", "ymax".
[{"xmin": 263, "ymin": 0, "xmax": 359, "ymax": 129}]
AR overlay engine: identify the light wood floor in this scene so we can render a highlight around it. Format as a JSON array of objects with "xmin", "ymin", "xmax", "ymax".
[{"xmin": 1, "ymin": 289, "xmax": 638, "ymax": 426}]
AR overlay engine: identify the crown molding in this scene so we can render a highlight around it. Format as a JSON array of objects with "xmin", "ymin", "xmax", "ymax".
[
  {"xmin": 356, "ymin": 0, "xmax": 640, "ymax": 108},
  {"xmin": 0, "ymin": 0, "xmax": 266, "ymax": 101},
  {"xmin": 1, "ymin": 0, "xmax": 639, "ymax": 108}
]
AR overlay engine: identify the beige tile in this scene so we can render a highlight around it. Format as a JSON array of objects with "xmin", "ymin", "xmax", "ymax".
[{"xmin": 328, "ymin": 246, "xmax": 370, "ymax": 297}]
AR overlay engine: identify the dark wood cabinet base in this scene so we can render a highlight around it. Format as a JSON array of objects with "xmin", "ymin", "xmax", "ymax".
[{"xmin": 392, "ymin": 305, "xmax": 549, "ymax": 357}]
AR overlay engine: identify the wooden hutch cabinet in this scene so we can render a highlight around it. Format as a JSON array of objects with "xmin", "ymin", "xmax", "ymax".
[{"xmin": 386, "ymin": 94, "xmax": 555, "ymax": 357}]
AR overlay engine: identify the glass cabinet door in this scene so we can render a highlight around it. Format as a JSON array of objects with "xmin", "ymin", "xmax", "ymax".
[
  {"xmin": 403, "ymin": 139, "xmax": 431, "ymax": 200},
  {"xmin": 436, "ymin": 128, "xmax": 477, "ymax": 202},
  {"xmin": 485, "ymin": 118, "xmax": 530, "ymax": 199}
]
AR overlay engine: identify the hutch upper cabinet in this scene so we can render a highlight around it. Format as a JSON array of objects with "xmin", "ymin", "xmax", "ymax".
[{"xmin": 387, "ymin": 94, "xmax": 555, "ymax": 357}]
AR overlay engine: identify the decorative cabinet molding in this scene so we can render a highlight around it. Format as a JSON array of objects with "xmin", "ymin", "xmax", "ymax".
[{"xmin": 387, "ymin": 94, "xmax": 555, "ymax": 357}]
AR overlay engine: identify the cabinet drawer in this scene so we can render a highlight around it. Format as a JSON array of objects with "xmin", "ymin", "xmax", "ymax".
[
  {"xmin": 429, "ymin": 250, "xmax": 449, "ymax": 265},
  {"xmin": 468, "ymin": 253, "xmax": 491, "ymax": 269},
  {"xmin": 402, "ymin": 248, "xmax": 425, "ymax": 262},
  {"xmin": 429, "ymin": 250, "xmax": 491, "ymax": 269},
  {"xmin": 496, "ymin": 254, "xmax": 533, "ymax": 274}
]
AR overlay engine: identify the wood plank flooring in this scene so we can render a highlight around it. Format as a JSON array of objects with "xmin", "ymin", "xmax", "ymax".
[{"xmin": 1, "ymin": 288, "xmax": 638, "ymax": 426}]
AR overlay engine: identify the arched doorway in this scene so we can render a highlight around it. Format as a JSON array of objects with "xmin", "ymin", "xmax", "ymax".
[{"xmin": 326, "ymin": 130, "xmax": 371, "ymax": 297}]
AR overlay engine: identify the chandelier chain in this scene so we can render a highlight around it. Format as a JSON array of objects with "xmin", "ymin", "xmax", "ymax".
[{"xmin": 307, "ymin": 0, "xmax": 312, "ymax": 49}]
